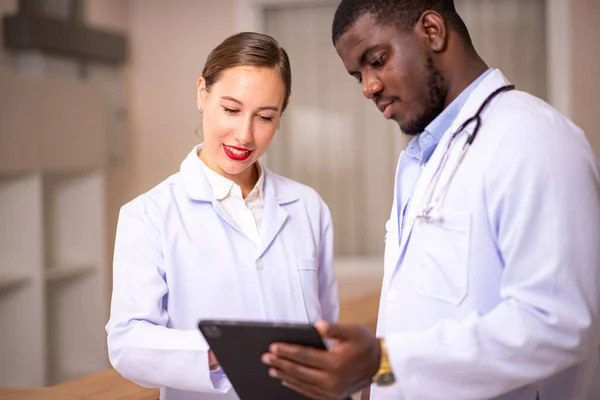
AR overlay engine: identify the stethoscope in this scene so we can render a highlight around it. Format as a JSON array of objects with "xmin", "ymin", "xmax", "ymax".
[{"xmin": 416, "ymin": 84, "xmax": 516, "ymax": 222}]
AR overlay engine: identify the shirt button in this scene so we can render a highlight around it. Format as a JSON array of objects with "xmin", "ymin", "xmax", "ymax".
[
  {"xmin": 387, "ymin": 291, "xmax": 396, "ymax": 302},
  {"xmin": 255, "ymin": 258, "xmax": 264, "ymax": 270}
]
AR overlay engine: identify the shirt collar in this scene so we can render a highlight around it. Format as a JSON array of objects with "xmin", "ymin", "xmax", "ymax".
[
  {"xmin": 198, "ymin": 148, "xmax": 264, "ymax": 201},
  {"xmin": 405, "ymin": 68, "xmax": 493, "ymax": 163}
]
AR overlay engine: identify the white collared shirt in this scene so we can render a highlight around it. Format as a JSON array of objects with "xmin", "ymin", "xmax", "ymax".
[{"xmin": 199, "ymin": 158, "xmax": 264, "ymax": 247}]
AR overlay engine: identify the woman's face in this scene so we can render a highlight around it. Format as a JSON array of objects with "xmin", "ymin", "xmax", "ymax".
[{"xmin": 197, "ymin": 66, "xmax": 286, "ymax": 180}]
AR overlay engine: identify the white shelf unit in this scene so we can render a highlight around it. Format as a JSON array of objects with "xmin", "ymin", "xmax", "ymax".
[
  {"xmin": 0, "ymin": 174, "xmax": 45, "ymax": 387},
  {"xmin": 0, "ymin": 171, "xmax": 109, "ymax": 387},
  {"xmin": 43, "ymin": 172, "xmax": 108, "ymax": 385},
  {"xmin": 0, "ymin": 64, "xmax": 111, "ymax": 387}
]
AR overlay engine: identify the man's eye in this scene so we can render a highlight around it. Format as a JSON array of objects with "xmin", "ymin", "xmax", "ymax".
[
  {"xmin": 371, "ymin": 55, "xmax": 385, "ymax": 67},
  {"xmin": 259, "ymin": 116, "xmax": 274, "ymax": 122}
]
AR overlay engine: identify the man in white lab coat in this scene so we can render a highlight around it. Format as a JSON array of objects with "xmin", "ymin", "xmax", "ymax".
[{"xmin": 262, "ymin": 0, "xmax": 600, "ymax": 399}]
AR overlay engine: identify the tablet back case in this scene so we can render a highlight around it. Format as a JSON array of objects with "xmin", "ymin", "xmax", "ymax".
[{"xmin": 199, "ymin": 320, "xmax": 327, "ymax": 400}]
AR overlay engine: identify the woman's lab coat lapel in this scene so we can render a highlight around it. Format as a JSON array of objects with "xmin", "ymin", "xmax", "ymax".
[
  {"xmin": 258, "ymin": 169, "xmax": 299, "ymax": 257},
  {"xmin": 180, "ymin": 149, "xmax": 299, "ymax": 256}
]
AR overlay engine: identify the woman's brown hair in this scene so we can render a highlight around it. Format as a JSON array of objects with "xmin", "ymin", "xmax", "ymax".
[{"xmin": 202, "ymin": 32, "xmax": 292, "ymax": 112}]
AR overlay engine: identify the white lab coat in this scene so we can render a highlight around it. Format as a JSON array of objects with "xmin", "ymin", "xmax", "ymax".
[
  {"xmin": 372, "ymin": 69, "xmax": 600, "ymax": 400},
  {"xmin": 105, "ymin": 147, "xmax": 339, "ymax": 400}
]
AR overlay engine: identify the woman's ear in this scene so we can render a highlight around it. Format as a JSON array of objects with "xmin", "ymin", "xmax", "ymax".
[
  {"xmin": 197, "ymin": 77, "xmax": 207, "ymax": 111},
  {"xmin": 282, "ymin": 96, "xmax": 291, "ymax": 113}
]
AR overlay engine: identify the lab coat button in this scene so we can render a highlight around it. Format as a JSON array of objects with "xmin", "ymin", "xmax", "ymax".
[
  {"xmin": 387, "ymin": 291, "xmax": 396, "ymax": 302},
  {"xmin": 255, "ymin": 258, "xmax": 264, "ymax": 270},
  {"xmin": 385, "ymin": 219, "xmax": 396, "ymax": 232}
]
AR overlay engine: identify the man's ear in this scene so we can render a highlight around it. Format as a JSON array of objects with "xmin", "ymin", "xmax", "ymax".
[
  {"xmin": 420, "ymin": 11, "xmax": 448, "ymax": 53},
  {"xmin": 197, "ymin": 77, "xmax": 207, "ymax": 111}
]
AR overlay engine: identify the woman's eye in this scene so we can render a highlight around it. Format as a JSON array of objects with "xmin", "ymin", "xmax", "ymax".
[
  {"xmin": 259, "ymin": 116, "xmax": 274, "ymax": 122},
  {"xmin": 223, "ymin": 107, "xmax": 239, "ymax": 114}
]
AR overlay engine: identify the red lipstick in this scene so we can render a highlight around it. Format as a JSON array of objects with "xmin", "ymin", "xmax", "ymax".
[{"xmin": 223, "ymin": 144, "xmax": 252, "ymax": 161}]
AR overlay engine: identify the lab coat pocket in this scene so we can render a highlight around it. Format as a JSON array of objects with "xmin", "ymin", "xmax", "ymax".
[
  {"xmin": 409, "ymin": 212, "xmax": 471, "ymax": 305},
  {"xmin": 295, "ymin": 258, "xmax": 322, "ymax": 322}
]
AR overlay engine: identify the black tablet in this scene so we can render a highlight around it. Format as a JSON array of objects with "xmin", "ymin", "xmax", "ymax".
[{"xmin": 198, "ymin": 320, "xmax": 347, "ymax": 400}]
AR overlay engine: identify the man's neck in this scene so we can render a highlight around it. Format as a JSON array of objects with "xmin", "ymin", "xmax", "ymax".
[{"xmin": 443, "ymin": 55, "xmax": 489, "ymax": 109}]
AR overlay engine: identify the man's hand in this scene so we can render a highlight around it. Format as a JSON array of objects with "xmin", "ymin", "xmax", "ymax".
[
  {"xmin": 208, "ymin": 349, "xmax": 220, "ymax": 371},
  {"xmin": 360, "ymin": 387, "xmax": 371, "ymax": 400},
  {"xmin": 261, "ymin": 321, "xmax": 381, "ymax": 400}
]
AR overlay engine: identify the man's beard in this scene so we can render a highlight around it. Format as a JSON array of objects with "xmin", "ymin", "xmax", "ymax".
[{"xmin": 401, "ymin": 56, "xmax": 447, "ymax": 136}]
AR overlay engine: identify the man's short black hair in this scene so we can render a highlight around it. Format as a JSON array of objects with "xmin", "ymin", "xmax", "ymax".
[{"xmin": 332, "ymin": 0, "xmax": 472, "ymax": 46}]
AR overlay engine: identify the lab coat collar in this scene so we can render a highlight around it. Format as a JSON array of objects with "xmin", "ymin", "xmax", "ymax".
[
  {"xmin": 180, "ymin": 145, "xmax": 298, "ymax": 204},
  {"xmin": 262, "ymin": 169, "xmax": 299, "ymax": 205},
  {"xmin": 444, "ymin": 68, "xmax": 513, "ymax": 137}
]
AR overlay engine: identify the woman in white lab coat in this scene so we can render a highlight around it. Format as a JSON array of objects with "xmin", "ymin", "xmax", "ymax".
[{"xmin": 105, "ymin": 32, "xmax": 339, "ymax": 400}]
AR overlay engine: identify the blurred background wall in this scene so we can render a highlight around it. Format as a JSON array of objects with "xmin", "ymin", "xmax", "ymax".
[{"xmin": 0, "ymin": 0, "xmax": 598, "ymax": 389}]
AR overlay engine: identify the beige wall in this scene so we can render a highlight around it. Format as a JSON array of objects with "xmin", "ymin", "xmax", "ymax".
[
  {"xmin": 127, "ymin": 0, "xmax": 237, "ymax": 197},
  {"xmin": 571, "ymin": 0, "xmax": 600, "ymax": 157},
  {"xmin": 83, "ymin": 0, "xmax": 134, "ymax": 307}
]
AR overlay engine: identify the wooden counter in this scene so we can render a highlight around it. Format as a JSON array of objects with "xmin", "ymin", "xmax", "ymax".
[
  {"xmin": 336, "ymin": 257, "xmax": 383, "ymax": 333},
  {"xmin": 0, "ymin": 370, "xmax": 158, "ymax": 400},
  {"xmin": 52, "ymin": 369, "xmax": 158, "ymax": 400},
  {"xmin": 0, "ymin": 387, "xmax": 80, "ymax": 400}
]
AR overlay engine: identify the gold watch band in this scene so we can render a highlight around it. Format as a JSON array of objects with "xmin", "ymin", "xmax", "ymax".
[{"xmin": 372, "ymin": 338, "xmax": 396, "ymax": 386}]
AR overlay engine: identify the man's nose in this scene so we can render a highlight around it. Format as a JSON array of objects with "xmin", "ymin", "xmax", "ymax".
[{"xmin": 362, "ymin": 74, "xmax": 383, "ymax": 100}]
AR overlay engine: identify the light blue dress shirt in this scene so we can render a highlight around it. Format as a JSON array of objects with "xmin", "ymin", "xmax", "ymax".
[
  {"xmin": 397, "ymin": 68, "xmax": 493, "ymax": 231},
  {"xmin": 405, "ymin": 68, "xmax": 493, "ymax": 163},
  {"xmin": 105, "ymin": 146, "xmax": 339, "ymax": 400}
]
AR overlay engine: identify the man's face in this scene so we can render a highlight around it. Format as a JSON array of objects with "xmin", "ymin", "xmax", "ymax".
[{"xmin": 335, "ymin": 13, "xmax": 447, "ymax": 135}]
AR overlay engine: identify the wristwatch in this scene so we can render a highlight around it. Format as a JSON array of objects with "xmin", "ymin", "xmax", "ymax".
[{"xmin": 372, "ymin": 338, "xmax": 396, "ymax": 386}]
